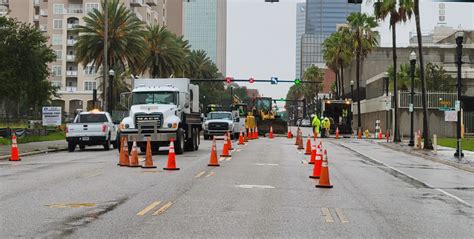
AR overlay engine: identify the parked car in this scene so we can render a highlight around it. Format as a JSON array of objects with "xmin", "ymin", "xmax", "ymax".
[{"xmin": 66, "ymin": 110, "xmax": 118, "ymax": 152}]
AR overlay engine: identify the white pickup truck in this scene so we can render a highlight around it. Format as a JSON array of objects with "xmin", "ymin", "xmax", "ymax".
[{"xmin": 66, "ymin": 111, "xmax": 118, "ymax": 152}]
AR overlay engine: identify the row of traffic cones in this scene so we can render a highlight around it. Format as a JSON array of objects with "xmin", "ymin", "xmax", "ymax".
[
  {"xmin": 118, "ymin": 137, "xmax": 179, "ymax": 170},
  {"xmin": 290, "ymin": 127, "xmax": 333, "ymax": 188}
]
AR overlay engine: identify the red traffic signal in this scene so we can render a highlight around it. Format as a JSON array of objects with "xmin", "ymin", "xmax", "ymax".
[
  {"xmin": 225, "ymin": 76, "xmax": 233, "ymax": 84},
  {"xmin": 249, "ymin": 77, "xmax": 255, "ymax": 83}
]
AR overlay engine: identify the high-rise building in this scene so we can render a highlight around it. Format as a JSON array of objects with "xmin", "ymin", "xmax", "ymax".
[
  {"xmin": 183, "ymin": 0, "xmax": 226, "ymax": 76},
  {"xmin": 300, "ymin": 0, "xmax": 360, "ymax": 74},
  {"xmin": 295, "ymin": 2, "xmax": 305, "ymax": 79},
  {"xmin": 1, "ymin": 0, "xmax": 183, "ymax": 116}
]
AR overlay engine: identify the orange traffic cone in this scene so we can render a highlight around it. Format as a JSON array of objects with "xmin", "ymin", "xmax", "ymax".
[
  {"xmin": 238, "ymin": 131, "xmax": 244, "ymax": 145},
  {"xmin": 119, "ymin": 137, "xmax": 130, "ymax": 167},
  {"xmin": 287, "ymin": 129, "xmax": 293, "ymax": 139},
  {"xmin": 164, "ymin": 138, "xmax": 179, "ymax": 170},
  {"xmin": 304, "ymin": 136, "xmax": 312, "ymax": 155},
  {"xmin": 227, "ymin": 132, "xmax": 234, "ymax": 150},
  {"xmin": 208, "ymin": 137, "xmax": 220, "ymax": 167},
  {"xmin": 335, "ymin": 127, "xmax": 340, "ymax": 139},
  {"xmin": 378, "ymin": 131, "xmax": 383, "ymax": 139},
  {"xmin": 269, "ymin": 126, "xmax": 274, "ymax": 139},
  {"xmin": 129, "ymin": 141, "xmax": 141, "ymax": 167},
  {"xmin": 316, "ymin": 150, "xmax": 333, "ymax": 188},
  {"xmin": 141, "ymin": 137, "xmax": 157, "ymax": 169},
  {"xmin": 308, "ymin": 139, "xmax": 317, "ymax": 164},
  {"xmin": 255, "ymin": 127, "xmax": 259, "ymax": 139},
  {"xmin": 297, "ymin": 135, "xmax": 305, "ymax": 150},
  {"xmin": 310, "ymin": 144, "xmax": 323, "ymax": 179},
  {"xmin": 294, "ymin": 130, "xmax": 300, "ymax": 145},
  {"xmin": 357, "ymin": 129, "xmax": 362, "ymax": 139},
  {"xmin": 220, "ymin": 134, "xmax": 231, "ymax": 157},
  {"xmin": 9, "ymin": 134, "xmax": 20, "ymax": 161}
]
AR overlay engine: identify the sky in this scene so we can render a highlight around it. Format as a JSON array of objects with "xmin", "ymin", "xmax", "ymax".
[{"xmin": 226, "ymin": 0, "xmax": 474, "ymax": 101}]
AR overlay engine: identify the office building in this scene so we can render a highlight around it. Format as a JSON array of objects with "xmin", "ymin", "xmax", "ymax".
[
  {"xmin": 300, "ymin": 0, "xmax": 360, "ymax": 74},
  {"xmin": 295, "ymin": 2, "xmax": 305, "ymax": 79},
  {"xmin": 183, "ymin": 0, "xmax": 226, "ymax": 75},
  {"xmin": 2, "ymin": 0, "xmax": 183, "ymax": 116}
]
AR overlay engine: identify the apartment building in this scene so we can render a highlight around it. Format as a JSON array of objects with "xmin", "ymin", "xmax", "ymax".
[{"xmin": 2, "ymin": 0, "xmax": 183, "ymax": 116}]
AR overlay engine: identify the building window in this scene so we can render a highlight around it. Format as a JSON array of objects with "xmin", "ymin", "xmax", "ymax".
[
  {"xmin": 54, "ymin": 50, "xmax": 62, "ymax": 61},
  {"xmin": 85, "ymin": 3, "xmax": 100, "ymax": 14},
  {"xmin": 52, "ymin": 65, "xmax": 62, "ymax": 76},
  {"xmin": 84, "ymin": 81, "xmax": 97, "ymax": 91},
  {"xmin": 53, "ymin": 4, "xmax": 64, "ymax": 14},
  {"xmin": 84, "ymin": 65, "xmax": 97, "ymax": 76},
  {"xmin": 51, "ymin": 81, "xmax": 62, "ymax": 88},
  {"xmin": 52, "ymin": 34, "xmax": 62, "ymax": 45},
  {"xmin": 53, "ymin": 19, "xmax": 63, "ymax": 29}
]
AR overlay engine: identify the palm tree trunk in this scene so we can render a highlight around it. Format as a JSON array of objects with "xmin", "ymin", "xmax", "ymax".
[
  {"xmin": 340, "ymin": 64, "xmax": 345, "ymax": 97},
  {"xmin": 335, "ymin": 71, "xmax": 340, "ymax": 99},
  {"xmin": 356, "ymin": 47, "xmax": 362, "ymax": 131},
  {"xmin": 415, "ymin": 0, "xmax": 433, "ymax": 149},
  {"xmin": 392, "ymin": 24, "xmax": 401, "ymax": 142}
]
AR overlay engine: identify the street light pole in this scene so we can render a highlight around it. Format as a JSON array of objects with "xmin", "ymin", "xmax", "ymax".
[
  {"xmin": 108, "ymin": 69, "xmax": 115, "ymax": 114},
  {"xmin": 350, "ymin": 80, "xmax": 354, "ymax": 132},
  {"xmin": 454, "ymin": 29, "xmax": 464, "ymax": 159},
  {"xmin": 103, "ymin": 0, "xmax": 108, "ymax": 112},
  {"xmin": 408, "ymin": 51, "xmax": 416, "ymax": 147},
  {"xmin": 350, "ymin": 80, "xmax": 354, "ymax": 100}
]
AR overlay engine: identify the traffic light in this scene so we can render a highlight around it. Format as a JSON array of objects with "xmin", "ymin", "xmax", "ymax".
[
  {"xmin": 249, "ymin": 77, "xmax": 255, "ymax": 83},
  {"xmin": 280, "ymin": 98, "xmax": 285, "ymax": 102},
  {"xmin": 294, "ymin": 79, "xmax": 301, "ymax": 85},
  {"xmin": 225, "ymin": 76, "xmax": 233, "ymax": 84},
  {"xmin": 348, "ymin": 0, "xmax": 362, "ymax": 3}
]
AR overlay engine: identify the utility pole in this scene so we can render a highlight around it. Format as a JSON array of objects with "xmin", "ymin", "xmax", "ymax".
[
  {"xmin": 409, "ymin": 51, "xmax": 417, "ymax": 147},
  {"xmin": 103, "ymin": 0, "xmax": 108, "ymax": 112},
  {"xmin": 454, "ymin": 29, "xmax": 464, "ymax": 159}
]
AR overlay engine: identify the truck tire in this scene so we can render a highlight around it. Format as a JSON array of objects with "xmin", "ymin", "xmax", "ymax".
[
  {"xmin": 79, "ymin": 145, "xmax": 86, "ymax": 150},
  {"xmin": 103, "ymin": 134, "xmax": 111, "ymax": 150},
  {"xmin": 116, "ymin": 133, "xmax": 122, "ymax": 153},
  {"xmin": 68, "ymin": 142, "xmax": 76, "ymax": 152},
  {"xmin": 175, "ymin": 129, "xmax": 185, "ymax": 155},
  {"xmin": 194, "ymin": 129, "xmax": 199, "ymax": 151},
  {"xmin": 203, "ymin": 133, "xmax": 210, "ymax": 140},
  {"xmin": 185, "ymin": 128, "xmax": 195, "ymax": 152}
]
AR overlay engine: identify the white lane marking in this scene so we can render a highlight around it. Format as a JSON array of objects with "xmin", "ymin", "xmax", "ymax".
[
  {"xmin": 236, "ymin": 184, "xmax": 275, "ymax": 189},
  {"xmin": 236, "ymin": 149, "xmax": 242, "ymax": 152},
  {"xmin": 205, "ymin": 172, "xmax": 215, "ymax": 178},
  {"xmin": 321, "ymin": 207, "xmax": 334, "ymax": 223},
  {"xmin": 339, "ymin": 143, "xmax": 472, "ymax": 208},
  {"xmin": 226, "ymin": 157, "xmax": 231, "ymax": 161},
  {"xmin": 219, "ymin": 157, "xmax": 225, "ymax": 162},
  {"xmin": 254, "ymin": 163, "xmax": 279, "ymax": 166},
  {"xmin": 335, "ymin": 208, "xmax": 349, "ymax": 223},
  {"xmin": 195, "ymin": 171, "xmax": 206, "ymax": 178}
]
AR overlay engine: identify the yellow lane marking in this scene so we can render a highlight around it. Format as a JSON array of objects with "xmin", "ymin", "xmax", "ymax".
[
  {"xmin": 205, "ymin": 172, "xmax": 215, "ymax": 178},
  {"xmin": 47, "ymin": 203, "xmax": 96, "ymax": 209},
  {"xmin": 137, "ymin": 201, "xmax": 161, "ymax": 216},
  {"xmin": 321, "ymin": 207, "xmax": 334, "ymax": 223},
  {"xmin": 335, "ymin": 208, "xmax": 349, "ymax": 223},
  {"xmin": 152, "ymin": 201, "xmax": 173, "ymax": 216},
  {"xmin": 195, "ymin": 171, "xmax": 206, "ymax": 178}
]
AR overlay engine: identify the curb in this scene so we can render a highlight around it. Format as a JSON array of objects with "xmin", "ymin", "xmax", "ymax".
[
  {"xmin": 378, "ymin": 142, "xmax": 474, "ymax": 174},
  {"xmin": 0, "ymin": 147, "xmax": 68, "ymax": 160}
]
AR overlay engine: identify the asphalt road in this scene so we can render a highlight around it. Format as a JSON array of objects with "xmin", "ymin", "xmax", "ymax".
[{"xmin": 1, "ymin": 127, "xmax": 473, "ymax": 238}]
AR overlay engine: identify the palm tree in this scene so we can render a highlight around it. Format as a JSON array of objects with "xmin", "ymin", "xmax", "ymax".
[
  {"xmin": 346, "ymin": 12, "xmax": 379, "ymax": 133},
  {"xmin": 142, "ymin": 25, "xmax": 187, "ymax": 78},
  {"xmin": 302, "ymin": 65, "xmax": 324, "ymax": 116},
  {"xmin": 374, "ymin": 0, "xmax": 413, "ymax": 142},
  {"xmin": 414, "ymin": 0, "xmax": 432, "ymax": 149},
  {"xmin": 76, "ymin": 0, "xmax": 146, "ymax": 110},
  {"xmin": 323, "ymin": 30, "xmax": 353, "ymax": 99}
]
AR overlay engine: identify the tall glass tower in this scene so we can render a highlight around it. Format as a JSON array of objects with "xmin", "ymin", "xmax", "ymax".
[
  {"xmin": 184, "ymin": 0, "xmax": 227, "ymax": 75},
  {"xmin": 296, "ymin": 2, "xmax": 306, "ymax": 79},
  {"xmin": 300, "ymin": 0, "xmax": 360, "ymax": 75}
]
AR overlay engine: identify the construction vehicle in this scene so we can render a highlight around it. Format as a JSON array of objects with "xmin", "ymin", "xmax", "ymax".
[
  {"xmin": 322, "ymin": 99, "xmax": 353, "ymax": 134},
  {"xmin": 252, "ymin": 97, "xmax": 287, "ymax": 134}
]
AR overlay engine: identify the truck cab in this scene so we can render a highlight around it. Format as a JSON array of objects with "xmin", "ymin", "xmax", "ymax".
[
  {"xmin": 203, "ymin": 111, "xmax": 240, "ymax": 140},
  {"xmin": 118, "ymin": 78, "xmax": 201, "ymax": 154}
]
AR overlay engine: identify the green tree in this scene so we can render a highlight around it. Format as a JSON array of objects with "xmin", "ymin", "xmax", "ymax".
[
  {"xmin": 142, "ymin": 25, "xmax": 187, "ymax": 78},
  {"xmin": 374, "ymin": 0, "xmax": 413, "ymax": 142},
  {"xmin": 346, "ymin": 12, "xmax": 379, "ymax": 131},
  {"xmin": 75, "ymin": 0, "xmax": 146, "ymax": 110},
  {"xmin": 0, "ymin": 17, "xmax": 56, "ymax": 117},
  {"xmin": 302, "ymin": 65, "xmax": 324, "ymax": 100},
  {"xmin": 425, "ymin": 63, "xmax": 455, "ymax": 92}
]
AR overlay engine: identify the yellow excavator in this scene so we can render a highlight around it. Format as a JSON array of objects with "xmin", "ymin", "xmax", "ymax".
[{"xmin": 252, "ymin": 97, "xmax": 287, "ymax": 134}]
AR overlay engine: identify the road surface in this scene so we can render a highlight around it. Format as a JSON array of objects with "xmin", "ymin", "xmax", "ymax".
[{"xmin": 1, "ymin": 127, "xmax": 473, "ymax": 238}]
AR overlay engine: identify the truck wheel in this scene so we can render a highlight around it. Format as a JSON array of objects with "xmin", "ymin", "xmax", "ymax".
[
  {"xmin": 68, "ymin": 142, "xmax": 76, "ymax": 152},
  {"xmin": 184, "ymin": 128, "xmax": 195, "ymax": 152},
  {"xmin": 234, "ymin": 133, "xmax": 239, "ymax": 140},
  {"xmin": 79, "ymin": 145, "xmax": 86, "ymax": 150},
  {"xmin": 203, "ymin": 133, "xmax": 210, "ymax": 140},
  {"xmin": 194, "ymin": 129, "xmax": 199, "ymax": 151},
  {"xmin": 112, "ymin": 140, "xmax": 118, "ymax": 149},
  {"xmin": 140, "ymin": 146, "xmax": 146, "ymax": 153},
  {"xmin": 103, "ymin": 137, "xmax": 111, "ymax": 150},
  {"xmin": 175, "ymin": 129, "xmax": 185, "ymax": 155},
  {"xmin": 116, "ymin": 133, "xmax": 121, "ymax": 153}
]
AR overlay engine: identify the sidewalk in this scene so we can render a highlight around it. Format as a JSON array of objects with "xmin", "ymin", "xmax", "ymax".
[
  {"xmin": 377, "ymin": 139, "xmax": 474, "ymax": 173},
  {"xmin": 0, "ymin": 140, "xmax": 67, "ymax": 160}
]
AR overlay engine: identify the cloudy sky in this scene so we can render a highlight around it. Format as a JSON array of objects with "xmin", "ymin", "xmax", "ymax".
[{"xmin": 226, "ymin": 0, "xmax": 474, "ymax": 100}]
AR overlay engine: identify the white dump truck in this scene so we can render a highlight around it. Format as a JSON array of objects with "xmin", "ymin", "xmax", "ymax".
[{"xmin": 117, "ymin": 78, "xmax": 201, "ymax": 154}]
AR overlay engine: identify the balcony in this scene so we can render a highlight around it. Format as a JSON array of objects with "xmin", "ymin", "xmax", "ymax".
[
  {"xmin": 67, "ymin": 8, "xmax": 83, "ymax": 14},
  {"xmin": 65, "ymin": 87, "xmax": 77, "ymax": 92},
  {"xmin": 146, "ymin": 0, "xmax": 158, "ymax": 6},
  {"xmin": 0, "ymin": 0, "xmax": 9, "ymax": 6},
  {"xmin": 67, "ymin": 23, "xmax": 79, "ymax": 30},
  {"xmin": 67, "ymin": 39, "xmax": 77, "ymax": 46},
  {"xmin": 33, "ymin": 0, "xmax": 39, "ymax": 6},
  {"xmin": 66, "ymin": 71, "xmax": 78, "ymax": 77},
  {"xmin": 33, "ymin": 15, "xmax": 40, "ymax": 21},
  {"xmin": 40, "ymin": 9, "xmax": 47, "ymax": 16},
  {"xmin": 130, "ymin": 0, "xmax": 144, "ymax": 7},
  {"xmin": 66, "ymin": 55, "xmax": 76, "ymax": 62}
]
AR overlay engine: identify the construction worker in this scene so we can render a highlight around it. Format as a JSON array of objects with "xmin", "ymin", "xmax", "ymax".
[
  {"xmin": 321, "ymin": 117, "xmax": 331, "ymax": 138},
  {"xmin": 245, "ymin": 112, "xmax": 256, "ymax": 134},
  {"xmin": 311, "ymin": 114, "xmax": 320, "ymax": 137}
]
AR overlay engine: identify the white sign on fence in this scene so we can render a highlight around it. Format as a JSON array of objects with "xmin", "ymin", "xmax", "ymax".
[
  {"xmin": 42, "ymin": 107, "xmax": 62, "ymax": 126},
  {"xmin": 444, "ymin": 110, "xmax": 458, "ymax": 122}
]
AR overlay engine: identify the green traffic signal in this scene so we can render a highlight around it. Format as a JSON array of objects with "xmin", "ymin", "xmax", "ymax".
[
  {"xmin": 294, "ymin": 79, "xmax": 301, "ymax": 85},
  {"xmin": 280, "ymin": 98, "xmax": 285, "ymax": 102}
]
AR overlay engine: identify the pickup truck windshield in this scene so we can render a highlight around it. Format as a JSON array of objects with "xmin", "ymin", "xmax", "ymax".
[
  {"xmin": 208, "ymin": 113, "xmax": 232, "ymax": 120},
  {"xmin": 132, "ymin": 92, "xmax": 177, "ymax": 105},
  {"xmin": 76, "ymin": 114, "xmax": 107, "ymax": 123}
]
